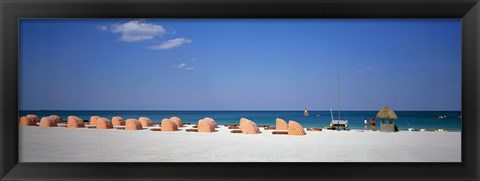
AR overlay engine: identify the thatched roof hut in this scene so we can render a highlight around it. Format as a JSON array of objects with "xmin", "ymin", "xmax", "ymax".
[
  {"xmin": 67, "ymin": 116, "xmax": 85, "ymax": 128},
  {"xmin": 125, "ymin": 119, "xmax": 142, "ymax": 130},
  {"xmin": 288, "ymin": 121, "xmax": 306, "ymax": 136},
  {"xmin": 376, "ymin": 106, "xmax": 398, "ymax": 120},
  {"xmin": 112, "ymin": 116, "xmax": 125, "ymax": 126},
  {"xmin": 161, "ymin": 119, "xmax": 178, "ymax": 131},
  {"xmin": 139, "ymin": 117, "xmax": 153, "ymax": 127}
]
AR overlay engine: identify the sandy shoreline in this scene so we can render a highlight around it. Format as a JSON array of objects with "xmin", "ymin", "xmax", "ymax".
[{"xmin": 19, "ymin": 125, "xmax": 461, "ymax": 162}]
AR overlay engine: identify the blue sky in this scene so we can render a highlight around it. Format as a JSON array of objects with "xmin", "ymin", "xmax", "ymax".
[{"xmin": 19, "ymin": 19, "xmax": 461, "ymax": 111}]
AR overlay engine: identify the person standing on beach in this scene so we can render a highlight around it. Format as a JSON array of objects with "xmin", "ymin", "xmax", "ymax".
[
  {"xmin": 364, "ymin": 118, "xmax": 368, "ymax": 130},
  {"xmin": 370, "ymin": 118, "xmax": 376, "ymax": 131}
]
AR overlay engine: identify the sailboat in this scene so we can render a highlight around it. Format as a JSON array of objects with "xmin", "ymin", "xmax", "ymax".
[
  {"xmin": 329, "ymin": 74, "xmax": 349, "ymax": 130},
  {"xmin": 304, "ymin": 108, "xmax": 309, "ymax": 116}
]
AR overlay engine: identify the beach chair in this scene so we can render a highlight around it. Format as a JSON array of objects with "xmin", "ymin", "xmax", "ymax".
[
  {"xmin": 89, "ymin": 116, "xmax": 100, "ymax": 126},
  {"xmin": 288, "ymin": 121, "xmax": 306, "ymax": 136},
  {"xmin": 112, "ymin": 116, "xmax": 125, "ymax": 126},
  {"xmin": 86, "ymin": 125, "xmax": 97, "ymax": 129},
  {"xmin": 224, "ymin": 124, "xmax": 238, "ymax": 128},
  {"xmin": 161, "ymin": 119, "xmax": 179, "ymax": 131},
  {"xmin": 240, "ymin": 119, "xmax": 260, "ymax": 134},
  {"xmin": 114, "ymin": 126, "xmax": 126, "ymax": 130},
  {"xmin": 96, "ymin": 118, "xmax": 113, "ymax": 129},
  {"xmin": 307, "ymin": 128, "xmax": 322, "ymax": 131},
  {"xmin": 149, "ymin": 128, "xmax": 162, "ymax": 131},
  {"xmin": 125, "ymin": 119, "xmax": 143, "ymax": 130},
  {"xmin": 48, "ymin": 115, "xmax": 62, "ymax": 124},
  {"xmin": 26, "ymin": 114, "xmax": 39, "ymax": 123},
  {"xmin": 190, "ymin": 117, "xmax": 216, "ymax": 129},
  {"xmin": 224, "ymin": 124, "xmax": 237, "ymax": 127},
  {"xmin": 231, "ymin": 130, "xmax": 243, "ymax": 133},
  {"xmin": 276, "ymin": 118, "xmax": 288, "ymax": 130},
  {"xmin": 139, "ymin": 117, "xmax": 153, "ymax": 127},
  {"xmin": 67, "ymin": 116, "xmax": 85, "ymax": 128},
  {"xmin": 186, "ymin": 129, "xmax": 198, "ymax": 132},
  {"xmin": 19, "ymin": 116, "xmax": 36, "ymax": 126},
  {"xmin": 57, "ymin": 123, "xmax": 68, "ymax": 128},
  {"xmin": 271, "ymin": 121, "xmax": 306, "ymax": 136},
  {"xmin": 39, "ymin": 116, "xmax": 57, "ymax": 127},
  {"xmin": 186, "ymin": 119, "xmax": 215, "ymax": 133},
  {"xmin": 203, "ymin": 117, "xmax": 218, "ymax": 128},
  {"xmin": 239, "ymin": 118, "xmax": 248, "ymax": 129},
  {"xmin": 227, "ymin": 125, "xmax": 240, "ymax": 129},
  {"xmin": 170, "ymin": 116, "xmax": 184, "ymax": 127},
  {"xmin": 198, "ymin": 119, "xmax": 215, "ymax": 132},
  {"xmin": 229, "ymin": 119, "xmax": 248, "ymax": 133}
]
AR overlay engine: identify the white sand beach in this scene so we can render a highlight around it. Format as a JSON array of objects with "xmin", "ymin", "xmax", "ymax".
[{"xmin": 19, "ymin": 125, "xmax": 461, "ymax": 162}]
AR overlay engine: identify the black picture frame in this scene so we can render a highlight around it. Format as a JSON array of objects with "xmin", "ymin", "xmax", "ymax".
[{"xmin": 1, "ymin": 0, "xmax": 479, "ymax": 180}]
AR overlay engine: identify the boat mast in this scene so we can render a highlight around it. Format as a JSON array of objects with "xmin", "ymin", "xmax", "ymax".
[
  {"xmin": 330, "ymin": 108, "xmax": 334, "ymax": 121},
  {"xmin": 337, "ymin": 73, "xmax": 341, "ymax": 120}
]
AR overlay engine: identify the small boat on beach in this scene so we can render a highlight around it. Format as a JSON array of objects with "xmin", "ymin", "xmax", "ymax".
[
  {"xmin": 329, "ymin": 109, "xmax": 348, "ymax": 130},
  {"xmin": 328, "ymin": 74, "xmax": 348, "ymax": 131}
]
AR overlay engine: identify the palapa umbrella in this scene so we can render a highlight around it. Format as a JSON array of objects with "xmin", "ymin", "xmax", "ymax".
[{"xmin": 376, "ymin": 106, "xmax": 398, "ymax": 124}]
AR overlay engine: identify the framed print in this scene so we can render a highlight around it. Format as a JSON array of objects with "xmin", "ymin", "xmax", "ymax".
[{"xmin": 1, "ymin": 0, "xmax": 479, "ymax": 180}]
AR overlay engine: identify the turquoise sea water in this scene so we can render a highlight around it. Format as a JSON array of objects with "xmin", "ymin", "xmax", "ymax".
[{"xmin": 19, "ymin": 110, "xmax": 462, "ymax": 131}]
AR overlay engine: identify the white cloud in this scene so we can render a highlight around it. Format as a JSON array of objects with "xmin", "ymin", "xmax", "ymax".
[
  {"xmin": 110, "ymin": 20, "xmax": 165, "ymax": 42},
  {"xmin": 177, "ymin": 63, "xmax": 187, "ymax": 68},
  {"xmin": 97, "ymin": 25, "xmax": 108, "ymax": 31},
  {"xmin": 148, "ymin": 38, "xmax": 192, "ymax": 50},
  {"xmin": 190, "ymin": 58, "xmax": 197, "ymax": 62},
  {"xmin": 172, "ymin": 62, "xmax": 195, "ymax": 71}
]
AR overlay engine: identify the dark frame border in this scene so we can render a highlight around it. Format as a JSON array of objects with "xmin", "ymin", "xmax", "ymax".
[{"xmin": 1, "ymin": 0, "xmax": 479, "ymax": 180}]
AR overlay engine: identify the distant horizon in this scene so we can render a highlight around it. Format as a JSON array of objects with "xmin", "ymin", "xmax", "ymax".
[{"xmin": 20, "ymin": 19, "xmax": 461, "ymax": 111}]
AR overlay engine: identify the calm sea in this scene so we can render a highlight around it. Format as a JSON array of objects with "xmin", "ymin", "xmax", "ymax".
[{"xmin": 19, "ymin": 110, "xmax": 462, "ymax": 131}]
